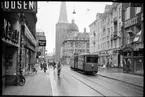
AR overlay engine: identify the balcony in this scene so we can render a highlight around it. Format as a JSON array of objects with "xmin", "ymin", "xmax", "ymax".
[{"xmin": 111, "ymin": 31, "xmax": 120, "ymax": 40}]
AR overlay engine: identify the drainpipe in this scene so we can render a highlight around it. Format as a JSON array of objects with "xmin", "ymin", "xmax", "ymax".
[{"xmin": 121, "ymin": 4, "xmax": 125, "ymax": 71}]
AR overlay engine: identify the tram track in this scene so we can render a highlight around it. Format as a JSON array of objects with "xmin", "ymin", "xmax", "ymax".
[
  {"xmin": 96, "ymin": 73, "xmax": 143, "ymax": 88},
  {"xmin": 63, "ymin": 68, "xmax": 143, "ymax": 96},
  {"xmin": 63, "ymin": 70, "xmax": 106, "ymax": 97},
  {"xmin": 63, "ymin": 70, "xmax": 127, "ymax": 96},
  {"xmin": 95, "ymin": 74, "xmax": 143, "ymax": 95},
  {"xmin": 69, "ymin": 67, "xmax": 143, "ymax": 95}
]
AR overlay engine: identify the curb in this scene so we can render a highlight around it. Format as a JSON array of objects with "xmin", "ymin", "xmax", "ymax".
[{"xmin": 97, "ymin": 73, "xmax": 143, "ymax": 88}]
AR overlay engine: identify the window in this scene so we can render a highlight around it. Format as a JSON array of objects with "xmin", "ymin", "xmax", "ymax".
[
  {"xmin": 135, "ymin": 7, "xmax": 141, "ymax": 15},
  {"xmin": 119, "ymin": 7, "xmax": 122, "ymax": 17},
  {"xmin": 125, "ymin": 7, "xmax": 130, "ymax": 20},
  {"xmin": 75, "ymin": 43, "xmax": 78, "ymax": 47},
  {"xmin": 86, "ymin": 56, "xmax": 98, "ymax": 63},
  {"xmin": 71, "ymin": 42, "xmax": 73, "ymax": 47},
  {"xmin": 119, "ymin": 22, "xmax": 121, "ymax": 31},
  {"xmin": 108, "ymin": 41, "xmax": 109, "ymax": 48},
  {"xmin": 111, "ymin": 27, "xmax": 113, "ymax": 33},
  {"xmin": 108, "ymin": 28, "xmax": 110, "ymax": 36}
]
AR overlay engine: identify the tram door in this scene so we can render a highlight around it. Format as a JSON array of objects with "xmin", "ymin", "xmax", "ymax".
[{"xmin": 74, "ymin": 56, "xmax": 78, "ymax": 69}]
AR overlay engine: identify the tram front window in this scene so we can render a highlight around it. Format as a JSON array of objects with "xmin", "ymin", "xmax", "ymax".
[{"xmin": 86, "ymin": 57, "xmax": 98, "ymax": 63}]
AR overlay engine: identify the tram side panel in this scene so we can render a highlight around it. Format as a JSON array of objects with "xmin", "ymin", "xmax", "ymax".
[
  {"xmin": 77, "ymin": 56, "xmax": 84, "ymax": 71},
  {"xmin": 70, "ymin": 57, "xmax": 75, "ymax": 69}
]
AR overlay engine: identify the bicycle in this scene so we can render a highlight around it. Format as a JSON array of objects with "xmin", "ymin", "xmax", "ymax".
[
  {"xmin": 17, "ymin": 69, "xmax": 26, "ymax": 86},
  {"xmin": 32, "ymin": 67, "xmax": 37, "ymax": 74}
]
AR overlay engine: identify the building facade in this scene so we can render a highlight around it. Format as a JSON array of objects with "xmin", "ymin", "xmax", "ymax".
[
  {"xmin": 89, "ymin": 3, "xmax": 123, "ymax": 68},
  {"xmin": 55, "ymin": 2, "xmax": 70, "ymax": 62},
  {"xmin": 61, "ymin": 26, "xmax": 90, "ymax": 65},
  {"xmin": 36, "ymin": 32, "xmax": 46, "ymax": 63},
  {"xmin": 121, "ymin": 3, "xmax": 144, "ymax": 75},
  {"xmin": 2, "ymin": 2, "xmax": 37, "ymax": 88}
]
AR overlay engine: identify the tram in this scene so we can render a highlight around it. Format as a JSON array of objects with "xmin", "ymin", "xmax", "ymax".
[{"xmin": 70, "ymin": 53, "xmax": 99, "ymax": 74}]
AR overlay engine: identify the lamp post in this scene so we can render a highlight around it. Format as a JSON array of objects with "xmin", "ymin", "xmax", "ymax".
[{"xmin": 19, "ymin": 13, "xmax": 25, "ymax": 74}]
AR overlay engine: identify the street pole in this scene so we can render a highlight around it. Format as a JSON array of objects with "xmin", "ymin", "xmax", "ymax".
[{"xmin": 19, "ymin": 13, "xmax": 25, "ymax": 75}]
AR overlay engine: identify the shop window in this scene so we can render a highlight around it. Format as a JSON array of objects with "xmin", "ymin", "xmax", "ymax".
[
  {"xmin": 134, "ymin": 51, "xmax": 143, "ymax": 56},
  {"xmin": 134, "ymin": 57, "xmax": 143, "ymax": 74}
]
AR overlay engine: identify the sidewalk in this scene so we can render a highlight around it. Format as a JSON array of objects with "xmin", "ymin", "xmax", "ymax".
[
  {"xmin": 2, "ymin": 68, "xmax": 52, "ymax": 96},
  {"xmin": 98, "ymin": 67, "xmax": 144, "ymax": 87}
]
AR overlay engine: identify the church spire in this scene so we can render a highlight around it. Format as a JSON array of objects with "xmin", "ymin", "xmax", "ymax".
[{"xmin": 58, "ymin": 2, "xmax": 68, "ymax": 23}]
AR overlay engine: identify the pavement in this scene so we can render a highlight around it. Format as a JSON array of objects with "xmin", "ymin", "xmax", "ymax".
[
  {"xmin": 98, "ymin": 67, "xmax": 144, "ymax": 87},
  {"xmin": 2, "ymin": 67, "xmax": 52, "ymax": 96}
]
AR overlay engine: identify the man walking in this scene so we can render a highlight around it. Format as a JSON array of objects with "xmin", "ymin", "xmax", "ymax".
[{"xmin": 43, "ymin": 62, "xmax": 47, "ymax": 73}]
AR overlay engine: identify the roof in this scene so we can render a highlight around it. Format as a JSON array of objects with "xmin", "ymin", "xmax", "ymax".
[
  {"xmin": 79, "ymin": 53, "xmax": 99, "ymax": 56},
  {"xmin": 62, "ymin": 32, "xmax": 89, "ymax": 44},
  {"xmin": 67, "ymin": 19, "xmax": 79, "ymax": 32}
]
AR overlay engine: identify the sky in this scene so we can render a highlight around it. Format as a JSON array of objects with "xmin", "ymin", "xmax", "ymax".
[{"xmin": 36, "ymin": 1, "xmax": 112, "ymax": 55}]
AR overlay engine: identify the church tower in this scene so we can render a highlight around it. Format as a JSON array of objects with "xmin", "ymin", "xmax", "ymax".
[{"xmin": 55, "ymin": 2, "xmax": 69, "ymax": 62}]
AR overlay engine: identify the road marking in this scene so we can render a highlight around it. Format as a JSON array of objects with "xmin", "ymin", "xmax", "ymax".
[{"xmin": 48, "ymin": 68, "xmax": 59, "ymax": 96}]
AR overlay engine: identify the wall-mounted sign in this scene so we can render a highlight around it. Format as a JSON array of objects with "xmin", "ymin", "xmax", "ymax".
[
  {"xmin": 130, "ymin": 3, "xmax": 142, "ymax": 7},
  {"xmin": 125, "ymin": 16, "xmax": 138, "ymax": 28},
  {"xmin": 3, "ymin": 19, "xmax": 19, "ymax": 44},
  {"xmin": 39, "ymin": 40, "xmax": 46, "ymax": 46},
  {"xmin": 1, "ymin": 1, "xmax": 37, "ymax": 13}
]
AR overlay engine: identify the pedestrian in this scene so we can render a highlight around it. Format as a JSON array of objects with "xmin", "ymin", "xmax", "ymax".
[
  {"xmin": 57, "ymin": 61, "xmax": 62, "ymax": 77},
  {"xmin": 47, "ymin": 60, "xmax": 50, "ymax": 67},
  {"xmin": 43, "ymin": 62, "xmax": 47, "ymax": 73},
  {"xmin": 106, "ymin": 61, "xmax": 109, "ymax": 68},
  {"xmin": 126, "ymin": 58, "xmax": 131, "ymax": 72},
  {"xmin": 53, "ymin": 61, "xmax": 56, "ymax": 70},
  {"xmin": 40, "ymin": 62, "xmax": 43, "ymax": 70}
]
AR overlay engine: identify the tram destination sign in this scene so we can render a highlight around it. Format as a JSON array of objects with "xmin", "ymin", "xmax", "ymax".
[{"xmin": 1, "ymin": 1, "xmax": 37, "ymax": 13}]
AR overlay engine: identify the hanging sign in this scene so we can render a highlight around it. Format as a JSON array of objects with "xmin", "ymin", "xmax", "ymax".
[
  {"xmin": 1, "ymin": 1, "xmax": 37, "ymax": 13},
  {"xmin": 39, "ymin": 40, "xmax": 46, "ymax": 46}
]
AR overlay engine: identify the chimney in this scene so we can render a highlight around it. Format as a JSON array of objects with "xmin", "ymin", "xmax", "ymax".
[{"xmin": 84, "ymin": 27, "xmax": 86, "ymax": 33}]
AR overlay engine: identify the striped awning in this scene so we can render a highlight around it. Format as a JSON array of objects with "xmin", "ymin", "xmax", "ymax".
[{"xmin": 133, "ymin": 30, "xmax": 142, "ymax": 42}]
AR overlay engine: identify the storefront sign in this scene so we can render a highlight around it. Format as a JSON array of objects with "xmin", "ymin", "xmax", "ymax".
[
  {"xmin": 1, "ymin": 1, "xmax": 37, "ymax": 13},
  {"xmin": 3, "ymin": 19, "xmax": 19, "ymax": 44},
  {"xmin": 130, "ymin": 3, "xmax": 142, "ymax": 7},
  {"xmin": 24, "ymin": 24, "xmax": 36, "ymax": 46},
  {"xmin": 39, "ymin": 40, "xmax": 46, "ymax": 46},
  {"xmin": 125, "ymin": 16, "xmax": 138, "ymax": 28}
]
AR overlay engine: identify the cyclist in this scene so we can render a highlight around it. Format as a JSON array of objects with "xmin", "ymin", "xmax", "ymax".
[
  {"xmin": 57, "ymin": 62, "xmax": 62, "ymax": 77},
  {"xmin": 53, "ymin": 61, "xmax": 56, "ymax": 70}
]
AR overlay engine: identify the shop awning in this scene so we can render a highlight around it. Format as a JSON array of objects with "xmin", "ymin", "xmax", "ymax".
[
  {"xmin": 24, "ymin": 24, "xmax": 37, "ymax": 46},
  {"xmin": 133, "ymin": 30, "xmax": 142, "ymax": 42}
]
